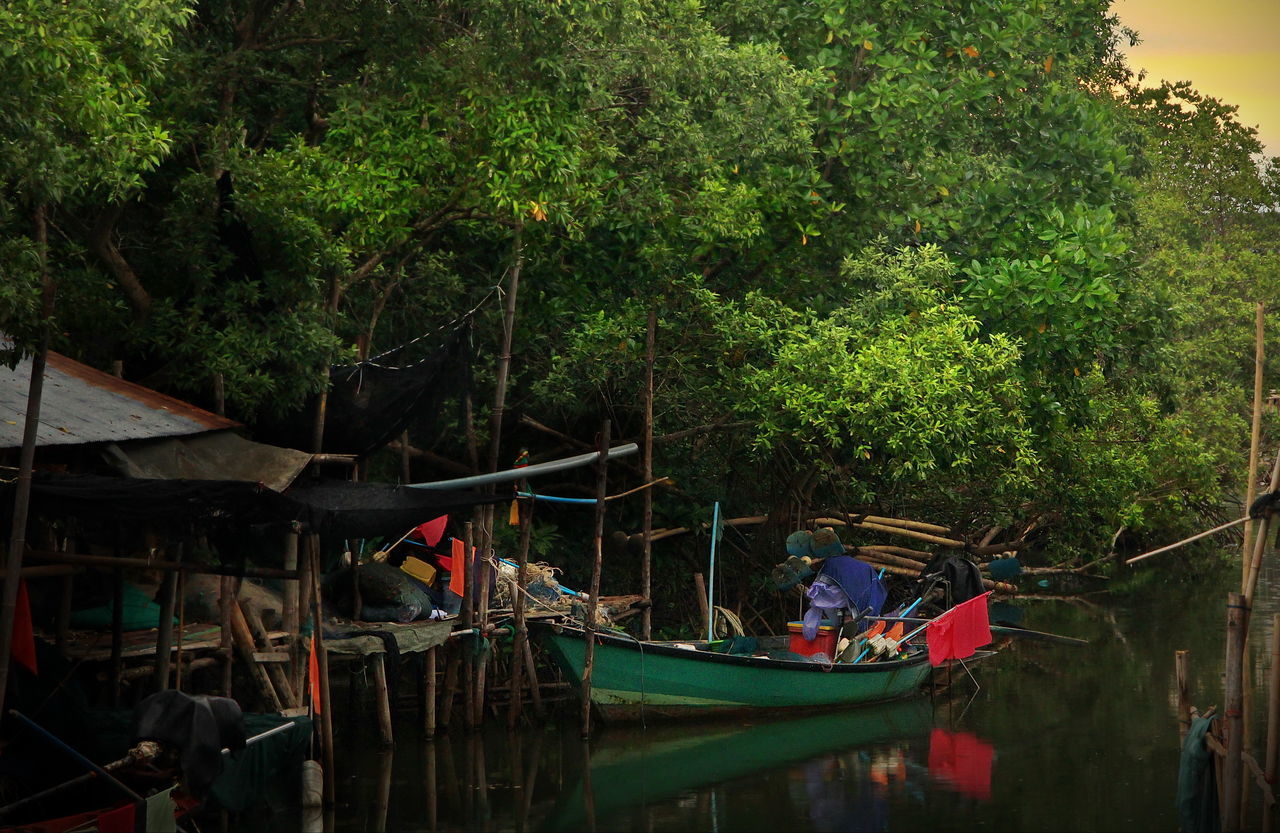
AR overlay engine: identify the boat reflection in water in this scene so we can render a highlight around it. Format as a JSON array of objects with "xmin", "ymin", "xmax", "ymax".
[{"xmin": 538, "ymin": 698, "xmax": 996, "ymax": 832}]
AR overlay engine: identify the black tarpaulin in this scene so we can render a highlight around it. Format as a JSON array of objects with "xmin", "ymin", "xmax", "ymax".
[
  {"xmin": 8, "ymin": 472, "xmax": 502, "ymax": 538},
  {"xmin": 283, "ymin": 478, "xmax": 504, "ymax": 538}
]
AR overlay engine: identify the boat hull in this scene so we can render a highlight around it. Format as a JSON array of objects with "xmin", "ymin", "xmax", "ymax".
[{"xmin": 534, "ymin": 622, "xmax": 934, "ymax": 720}]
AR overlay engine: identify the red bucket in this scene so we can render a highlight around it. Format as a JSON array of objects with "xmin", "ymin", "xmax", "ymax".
[{"xmin": 787, "ymin": 621, "xmax": 837, "ymax": 657}]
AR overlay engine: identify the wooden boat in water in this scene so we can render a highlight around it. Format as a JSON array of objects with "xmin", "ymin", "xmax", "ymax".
[{"xmin": 532, "ymin": 620, "xmax": 934, "ymax": 720}]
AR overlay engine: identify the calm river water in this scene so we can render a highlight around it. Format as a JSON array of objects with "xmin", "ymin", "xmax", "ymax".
[{"xmin": 253, "ymin": 557, "xmax": 1279, "ymax": 832}]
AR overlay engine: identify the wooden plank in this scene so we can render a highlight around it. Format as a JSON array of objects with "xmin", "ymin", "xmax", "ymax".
[{"xmin": 252, "ymin": 652, "xmax": 291, "ymax": 663}]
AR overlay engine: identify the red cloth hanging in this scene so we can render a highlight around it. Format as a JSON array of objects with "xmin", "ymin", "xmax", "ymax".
[
  {"xmin": 449, "ymin": 538, "xmax": 466, "ymax": 597},
  {"xmin": 926, "ymin": 591, "xmax": 991, "ymax": 666},
  {"xmin": 308, "ymin": 636, "xmax": 322, "ymax": 714},
  {"xmin": 12, "ymin": 579, "xmax": 37, "ymax": 675}
]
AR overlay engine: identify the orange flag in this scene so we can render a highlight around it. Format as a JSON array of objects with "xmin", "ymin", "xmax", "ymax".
[
  {"xmin": 12, "ymin": 580, "xmax": 37, "ymax": 675},
  {"xmin": 308, "ymin": 636, "xmax": 321, "ymax": 714},
  {"xmin": 449, "ymin": 537, "xmax": 466, "ymax": 597}
]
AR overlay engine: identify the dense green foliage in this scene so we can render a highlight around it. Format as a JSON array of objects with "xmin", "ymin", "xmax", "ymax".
[{"xmin": 2, "ymin": 0, "xmax": 1278, "ymax": 595}]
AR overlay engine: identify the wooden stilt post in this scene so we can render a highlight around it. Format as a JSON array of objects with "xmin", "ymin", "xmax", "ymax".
[
  {"xmin": 425, "ymin": 646, "xmax": 438, "ymax": 740},
  {"xmin": 462, "ymin": 521, "xmax": 475, "ymax": 731},
  {"xmin": 1225, "ymin": 592, "xmax": 1250, "ymax": 833},
  {"xmin": 426, "ymin": 732, "xmax": 439, "ymax": 831},
  {"xmin": 173, "ymin": 571, "xmax": 186, "ymax": 691},
  {"xmin": 219, "ymin": 576, "xmax": 235, "ymax": 697},
  {"xmin": 1264, "ymin": 613, "xmax": 1280, "ymax": 832},
  {"xmin": 441, "ymin": 643, "xmax": 460, "ymax": 731},
  {"xmin": 372, "ymin": 652, "xmax": 395, "ymax": 746},
  {"xmin": 283, "ymin": 525, "xmax": 300, "ymax": 662},
  {"xmin": 580, "ymin": 420, "xmax": 611, "ymax": 739},
  {"xmin": 642, "ymin": 308, "xmax": 656, "ymax": 641},
  {"xmin": 294, "ymin": 531, "xmax": 313, "ymax": 698},
  {"xmin": 153, "ymin": 567, "xmax": 178, "ymax": 692},
  {"xmin": 309, "ymin": 538, "xmax": 336, "ymax": 807},
  {"xmin": 110, "ymin": 566, "xmax": 124, "ymax": 707},
  {"xmin": 56, "ymin": 573, "xmax": 73, "ymax": 653},
  {"xmin": 1176, "ymin": 650, "xmax": 1191, "ymax": 744},
  {"xmin": 373, "ymin": 749, "xmax": 392, "ymax": 833},
  {"xmin": 522, "ymin": 638, "xmax": 543, "ymax": 717},
  {"xmin": 508, "ymin": 500, "xmax": 534, "ymax": 729},
  {"xmin": 474, "ymin": 508, "xmax": 492, "ymax": 728}
]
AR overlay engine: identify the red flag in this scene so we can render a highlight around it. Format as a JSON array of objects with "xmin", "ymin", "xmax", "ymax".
[
  {"xmin": 12, "ymin": 579, "xmax": 37, "ymax": 675},
  {"xmin": 308, "ymin": 636, "xmax": 322, "ymax": 714},
  {"xmin": 926, "ymin": 592, "xmax": 991, "ymax": 666},
  {"xmin": 415, "ymin": 515, "xmax": 448, "ymax": 548},
  {"xmin": 449, "ymin": 538, "xmax": 466, "ymax": 598}
]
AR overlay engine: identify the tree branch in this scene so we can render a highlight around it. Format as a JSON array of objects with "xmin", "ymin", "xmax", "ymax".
[{"xmin": 89, "ymin": 205, "xmax": 151, "ymax": 325}]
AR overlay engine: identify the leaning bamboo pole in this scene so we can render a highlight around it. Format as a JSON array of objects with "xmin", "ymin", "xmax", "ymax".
[
  {"xmin": 580, "ymin": 420, "xmax": 610, "ymax": 739},
  {"xmin": 1244, "ymin": 303, "xmax": 1265, "ymax": 569}
]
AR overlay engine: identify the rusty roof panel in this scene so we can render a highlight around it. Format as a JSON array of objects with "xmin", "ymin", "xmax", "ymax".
[{"xmin": 0, "ymin": 349, "xmax": 239, "ymax": 449}]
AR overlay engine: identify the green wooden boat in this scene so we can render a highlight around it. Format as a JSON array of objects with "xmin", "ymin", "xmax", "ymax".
[{"xmin": 533, "ymin": 621, "xmax": 934, "ymax": 720}]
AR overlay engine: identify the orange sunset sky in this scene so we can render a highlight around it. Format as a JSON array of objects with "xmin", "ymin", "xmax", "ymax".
[{"xmin": 1112, "ymin": 0, "xmax": 1279, "ymax": 158}]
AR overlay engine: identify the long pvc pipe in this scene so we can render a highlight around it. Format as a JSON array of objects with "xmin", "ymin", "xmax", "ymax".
[
  {"xmin": 408, "ymin": 444, "xmax": 638, "ymax": 490},
  {"xmin": 706, "ymin": 502, "xmax": 720, "ymax": 642}
]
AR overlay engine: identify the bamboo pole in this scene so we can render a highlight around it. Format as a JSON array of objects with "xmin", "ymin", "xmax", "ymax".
[
  {"xmin": 1225, "ymin": 592, "xmax": 1249, "ymax": 833},
  {"xmin": 1245, "ymin": 303, "xmax": 1265, "ymax": 568},
  {"xmin": 522, "ymin": 638, "xmax": 543, "ymax": 717},
  {"xmin": 1265, "ymin": 614, "xmax": 1280, "ymax": 832},
  {"xmin": 25, "ymin": 550, "xmax": 300, "ymax": 580},
  {"xmin": 440, "ymin": 644, "xmax": 460, "ymax": 731},
  {"xmin": 642, "ymin": 308, "xmax": 656, "ymax": 641},
  {"xmin": 580, "ymin": 420, "xmax": 610, "ymax": 739},
  {"xmin": 1176, "ymin": 650, "xmax": 1191, "ymax": 744},
  {"xmin": 308, "ymin": 538, "xmax": 336, "ymax": 806},
  {"xmin": 815, "ymin": 514, "xmax": 953, "ymax": 536},
  {"xmin": 56, "ymin": 572, "xmax": 72, "ymax": 653},
  {"xmin": 1127, "ymin": 516, "xmax": 1251, "ymax": 565},
  {"xmin": 220, "ymin": 576, "xmax": 234, "ymax": 697},
  {"xmin": 473, "ymin": 524, "xmax": 492, "ymax": 729},
  {"xmin": 462, "ymin": 521, "xmax": 475, "ymax": 731},
  {"xmin": 426, "ymin": 730, "xmax": 438, "ymax": 830},
  {"xmin": 425, "ymin": 646, "xmax": 438, "ymax": 740},
  {"xmin": 508, "ymin": 500, "xmax": 534, "ymax": 729},
  {"xmin": 372, "ymin": 652, "xmax": 395, "ymax": 746},
  {"xmin": 173, "ymin": 572, "xmax": 186, "ymax": 691},
  {"xmin": 153, "ymin": 567, "xmax": 179, "ymax": 692},
  {"xmin": 293, "ymin": 545, "xmax": 312, "ymax": 701},
  {"xmin": 110, "ymin": 566, "xmax": 124, "ymax": 707}
]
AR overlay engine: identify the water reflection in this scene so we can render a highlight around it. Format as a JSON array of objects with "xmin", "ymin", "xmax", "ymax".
[{"xmin": 540, "ymin": 698, "xmax": 935, "ymax": 832}]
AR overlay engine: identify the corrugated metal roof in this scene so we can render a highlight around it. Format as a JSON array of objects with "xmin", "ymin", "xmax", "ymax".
[{"xmin": 0, "ymin": 348, "xmax": 239, "ymax": 449}]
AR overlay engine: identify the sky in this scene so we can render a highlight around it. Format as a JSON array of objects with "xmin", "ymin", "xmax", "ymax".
[{"xmin": 1112, "ymin": 0, "xmax": 1280, "ymax": 158}]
